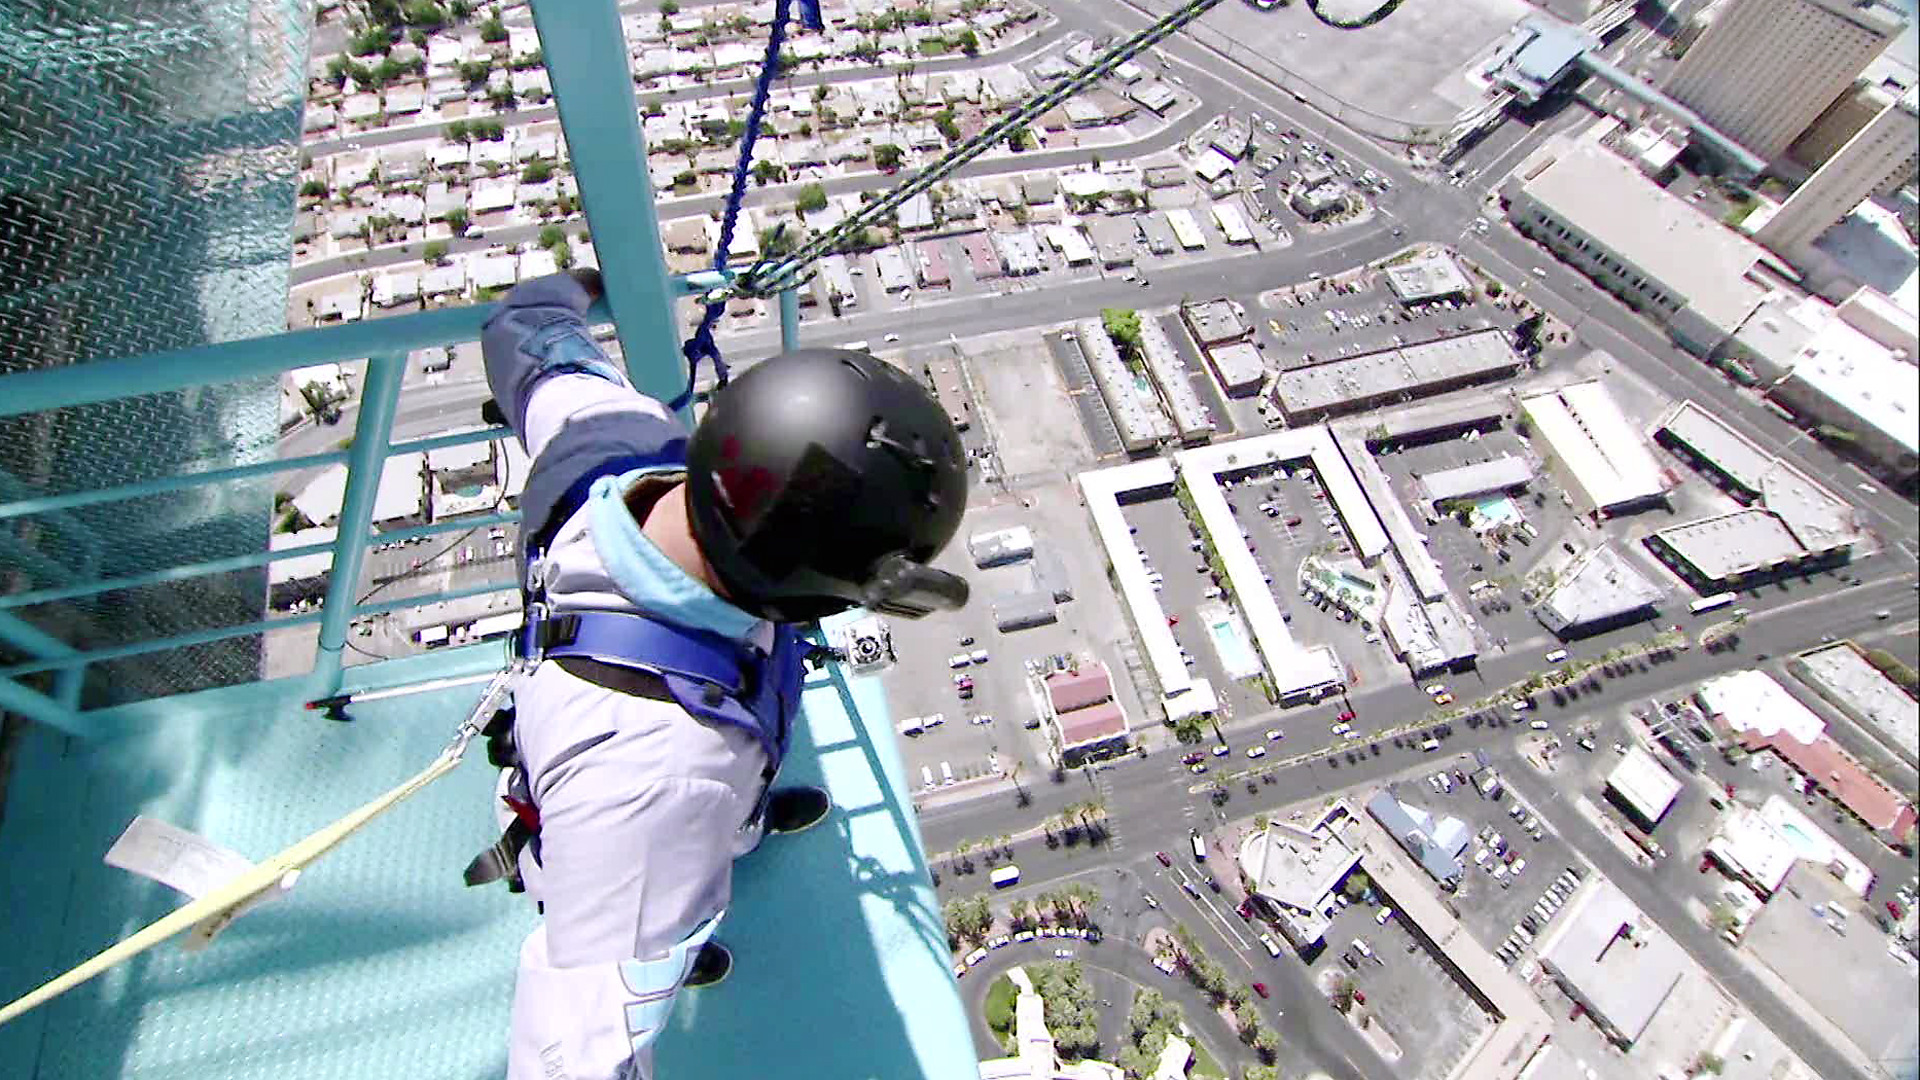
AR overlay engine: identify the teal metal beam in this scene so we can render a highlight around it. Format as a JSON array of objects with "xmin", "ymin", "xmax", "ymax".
[
  {"xmin": 778, "ymin": 289, "xmax": 801, "ymax": 352},
  {"xmin": 388, "ymin": 425, "xmax": 513, "ymax": 458},
  {"xmin": 529, "ymin": 0, "xmax": 687, "ymax": 408},
  {"xmin": 0, "ymin": 675, "xmax": 87, "ymax": 735},
  {"xmin": 357, "ymin": 580, "xmax": 517, "ymax": 618},
  {"xmin": 0, "ymin": 611, "xmax": 76, "ymax": 659},
  {"xmin": 310, "ymin": 352, "xmax": 406, "ymax": 695}
]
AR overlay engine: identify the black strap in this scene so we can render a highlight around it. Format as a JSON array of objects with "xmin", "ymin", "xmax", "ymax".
[
  {"xmin": 464, "ymin": 816, "xmax": 535, "ymax": 891},
  {"xmin": 553, "ymin": 656, "xmax": 677, "ymax": 701}
]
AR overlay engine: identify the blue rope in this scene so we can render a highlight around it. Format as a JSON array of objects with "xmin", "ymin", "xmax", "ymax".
[{"xmin": 673, "ymin": 0, "xmax": 823, "ymax": 411}]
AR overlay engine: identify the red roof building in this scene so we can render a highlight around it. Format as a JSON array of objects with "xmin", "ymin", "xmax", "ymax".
[
  {"xmin": 1044, "ymin": 667, "xmax": 1112, "ymax": 714},
  {"xmin": 1058, "ymin": 702, "xmax": 1127, "ymax": 748},
  {"xmin": 1717, "ymin": 719, "xmax": 1917, "ymax": 841}
]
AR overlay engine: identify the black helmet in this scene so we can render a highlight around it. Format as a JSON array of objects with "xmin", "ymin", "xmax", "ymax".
[{"xmin": 685, "ymin": 348, "xmax": 971, "ymax": 622}]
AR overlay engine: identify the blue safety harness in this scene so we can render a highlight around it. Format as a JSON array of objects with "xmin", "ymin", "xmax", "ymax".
[{"xmin": 463, "ymin": 433, "xmax": 812, "ymax": 892}]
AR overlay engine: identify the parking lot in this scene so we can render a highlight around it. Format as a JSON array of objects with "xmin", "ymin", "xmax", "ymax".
[
  {"xmin": 1406, "ymin": 750, "xmax": 1591, "ymax": 964},
  {"xmin": 1309, "ymin": 882, "xmax": 1495, "ymax": 1080},
  {"xmin": 1255, "ymin": 277, "xmax": 1505, "ymax": 373}
]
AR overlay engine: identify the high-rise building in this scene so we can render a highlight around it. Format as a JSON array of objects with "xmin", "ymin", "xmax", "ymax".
[
  {"xmin": 1757, "ymin": 88, "xmax": 1920, "ymax": 261},
  {"xmin": 1664, "ymin": 0, "xmax": 1906, "ymax": 161}
]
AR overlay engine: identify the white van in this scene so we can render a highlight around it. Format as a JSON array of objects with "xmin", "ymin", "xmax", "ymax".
[
  {"xmin": 969, "ymin": 649, "xmax": 989, "ymax": 665},
  {"xmin": 1545, "ymin": 649, "xmax": 1568, "ymax": 663},
  {"xmin": 940, "ymin": 761, "xmax": 955, "ymax": 785},
  {"xmin": 1203, "ymin": 586, "xmax": 1224, "ymax": 600},
  {"xmin": 921, "ymin": 765, "xmax": 935, "ymax": 789},
  {"xmin": 898, "ymin": 716, "xmax": 925, "ymax": 736},
  {"xmin": 948, "ymin": 654, "xmax": 971, "ymax": 669}
]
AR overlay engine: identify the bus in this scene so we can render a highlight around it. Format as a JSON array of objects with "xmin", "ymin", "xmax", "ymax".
[
  {"xmin": 1190, "ymin": 832, "xmax": 1206, "ymax": 861},
  {"xmin": 1689, "ymin": 592, "xmax": 1738, "ymax": 615},
  {"xmin": 990, "ymin": 865, "xmax": 1021, "ymax": 889}
]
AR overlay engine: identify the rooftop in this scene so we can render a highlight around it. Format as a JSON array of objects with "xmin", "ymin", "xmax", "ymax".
[
  {"xmin": 1650, "ymin": 508, "xmax": 1814, "ymax": 581},
  {"xmin": 1513, "ymin": 141, "xmax": 1771, "ymax": 334},
  {"xmin": 1532, "ymin": 545, "xmax": 1662, "ymax": 632},
  {"xmin": 1384, "ymin": 252, "xmax": 1474, "ymax": 302},
  {"xmin": 1705, "ymin": 804, "xmax": 1800, "ymax": 896},
  {"xmin": 1274, "ymin": 330, "xmax": 1522, "ymax": 417},
  {"xmin": 1180, "ymin": 298, "xmax": 1248, "ymax": 344},
  {"xmin": 1055, "ymin": 700, "xmax": 1128, "ymax": 749},
  {"xmin": 1417, "ymin": 456, "xmax": 1534, "ymax": 504},
  {"xmin": 1536, "ymin": 878, "xmax": 1687, "ymax": 1045},
  {"xmin": 1519, "ymin": 379, "xmax": 1665, "ymax": 511},
  {"xmin": 1781, "ymin": 312, "xmax": 1920, "ymax": 459},
  {"xmin": 1044, "ymin": 666, "xmax": 1113, "ymax": 714},
  {"xmin": 1605, "ymin": 746, "xmax": 1682, "ymax": 825},
  {"xmin": 1796, "ymin": 644, "xmax": 1919, "ymax": 759},
  {"xmin": 1365, "ymin": 787, "xmax": 1468, "ymax": 883}
]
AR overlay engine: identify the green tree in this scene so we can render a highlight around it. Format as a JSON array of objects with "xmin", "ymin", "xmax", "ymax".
[
  {"xmin": 445, "ymin": 208, "xmax": 469, "ymax": 234},
  {"xmin": 955, "ymin": 27, "xmax": 980, "ymax": 55},
  {"xmin": 457, "ymin": 58, "xmax": 493, "ymax": 85},
  {"xmin": 934, "ymin": 107, "xmax": 960, "ymax": 142},
  {"xmin": 796, "ymin": 182, "xmax": 829, "ymax": 214},
  {"xmin": 1100, "ymin": 307, "xmax": 1143, "ymax": 359},
  {"xmin": 1694, "ymin": 1053, "xmax": 1726, "ymax": 1076},
  {"xmin": 1341, "ymin": 872, "xmax": 1371, "ymax": 901},
  {"xmin": 673, "ymin": 169, "xmax": 698, "ymax": 189},
  {"xmin": 1245, "ymin": 1067, "xmax": 1280, "ymax": 1080},
  {"xmin": 401, "ymin": 0, "xmax": 445, "ymax": 26},
  {"xmin": 349, "ymin": 25, "xmax": 389, "ymax": 57},
  {"xmin": 422, "ymin": 240, "xmax": 449, "ymax": 263},
  {"xmin": 445, "ymin": 119, "xmax": 472, "ymax": 143},
  {"xmin": 299, "ymin": 179, "xmax": 329, "ymax": 198},
  {"xmin": 521, "ymin": 159, "xmax": 554, "ymax": 184},
  {"xmin": 758, "ymin": 225, "xmax": 798, "ymax": 258},
  {"xmin": 489, "ymin": 85, "xmax": 518, "ymax": 111},
  {"xmin": 538, "ymin": 224, "xmax": 567, "ymax": 249},
  {"xmin": 872, "ymin": 143, "xmax": 905, "ymax": 170},
  {"xmin": 551, "ymin": 240, "xmax": 574, "ymax": 270},
  {"xmin": 479, "ymin": 10, "xmax": 508, "ymax": 42},
  {"xmin": 658, "ymin": 0, "xmax": 679, "ymax": 11},
  {"xmin": 752, "ymin": 159, "xmax": 785, "ymax": 185}
]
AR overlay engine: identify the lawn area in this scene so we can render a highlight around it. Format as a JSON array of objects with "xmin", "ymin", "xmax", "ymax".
[
  {"xmin": 1191, "ymin": 1040, "xmax": 1227, "ymax": 1080},
  {"xmin": 984, "ymin": 973, "xmax": 1017, "ymax": 1046}
]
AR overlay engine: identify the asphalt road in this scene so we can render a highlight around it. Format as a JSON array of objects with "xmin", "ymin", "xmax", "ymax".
[{"xmin": 931, "ymin": 583, "xmax": 1918, "ymax": 1080}]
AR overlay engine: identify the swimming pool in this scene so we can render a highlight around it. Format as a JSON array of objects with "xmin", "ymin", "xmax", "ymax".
[{"xmin": 1208, "ymin": 618, "xmax": 1263, "ymax": 680}]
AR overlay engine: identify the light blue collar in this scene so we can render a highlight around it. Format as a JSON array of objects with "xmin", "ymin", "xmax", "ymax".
[{"xmin": 586, "ymin": 468, "xmax": 764, "ymax": 646}]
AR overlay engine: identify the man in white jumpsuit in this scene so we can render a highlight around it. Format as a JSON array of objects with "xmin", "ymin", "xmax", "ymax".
[{"xmin": 477, "ymin": 271, "xmax": 969, "ymax": 1080}]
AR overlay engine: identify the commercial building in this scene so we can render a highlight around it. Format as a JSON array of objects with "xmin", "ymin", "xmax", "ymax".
[
  {"xmin": 992, "ymin": 589, "xmax": 1057, "ymax": 632},
  {"xmin": 874, "ymin": 248, "xmax": 913, "ymax": 293},
  {"xmin": 1697, "ymin": 669, "xmax": 1918, "ymax": 839},
  {"xmin": 1796, "ymin": 642, "xmax": 1919, "ymax": 760},
  {"xmin": 1204, "ymin": 342, "xmax": 1265, "ymax": 397},
  {"xmin": 1519, "ymin": 380, "xmax": 1667, "ymax": 515},
  {"xmin": 292, "ymin": 452, "xmax": 427, "ymax": 530},
  {"xmin": 1289, "ymin": 180, "xmax": 1348, "ymax": 221},
  {"xmin": 1416, "ymin": 456, "xmax": 1534, "ymax": 508},
  {"xmin": 1137, "ymin": 213, "xmax": 1178, "ymax": 255},
  {"xmin": 1535, "ymin": 878, "xmax": 1688, "ymax": 1047},
  {"xmin": 1164, "ymin": 208, "xmax": 1206, "ymax": 250},
  {"xmin": 1039, "ymin": 661, "xmax": 1130, "ymax": 765},
  {"xmin": 994, "ymin": 229, "xmax": 1045, "ymax": 276},
  {"xmin": 1137, "ymin": 314, "xmax": 1215, "ymax": 444},
  {"xmin": 1271, "ymin": 330, "xmax": 1524, "ymax": 424},
  {"xmin": 1532, "ymin": 545, "xmax": 1663, "ymax": 637},
  {"xmin": 1604, "ymin": 747, "xmax": 1683, "ymax": 829},
  {"xmin": 924, "ymin": 357, "xmax": 972, "ymax": 433},
  {"xmin": 1789, "ymin": 78, "xmax": 1909, "ymax": 172},
  {"xmin": 1085, "ymin": 216, "xmax": 1137, "ymax": 268},
  {"xmin": 1210, "ymin": 201, "xmax": 1254, "ymax": 245},
  {"xmin": 1179, "ymin": 298, "xmax": 1250, "ymax": 347},
  {"xmin": 1759, "ymin": 88, "xmax": 1919, "ymax": 263},
  {"xmin": 267, "ymin": 526, "xmax": 336, "ymax": 609},
  {"xmin": 1176, "ymin": 433, "xmax": 1379, "ymax": 700},
  {"xmin": 1503, "ymin": 140, "xmax": 1774, "ymax": 355},
  {"xmin": 1384, "ymin": 252, "xmax": 1474, "ymax": 305},
  {"xmin": 1704, "ymin": 804, "xmax": 1802, "ymax": 897},
  {"xmin": 1235, "ymin": 802, "xmax": 1363, "ymax": 948},
  {"xmin": 968, "ymin": 526, "xmax": 1033, "ymax": 568},
  {"xmin": 1651, "ymin": 399, "xmax": 1864, "ymax": 571},
  {"xmin": 1484, "ymin": 16, "xmax": 1595, "ymax": 105},
  {"xmin": 1077, "ymin": 459, "xmax": 1197, "ymax": 713},
  {"xmin": 1365, "ymin": 786, "xmax": 1470, "ymax": 886},
  {"xmin": 1661, "ymin": 0, "xmax": 1905, "ymax": 161},
  {"xmin": 1073, "ymin": 318, "xmax": 1174, "ymax": 452}
]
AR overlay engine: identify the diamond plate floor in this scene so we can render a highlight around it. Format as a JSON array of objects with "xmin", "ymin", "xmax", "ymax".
[{"xmin": 0, "ymin": 630, "xmax": 972, "ymax": 1079}]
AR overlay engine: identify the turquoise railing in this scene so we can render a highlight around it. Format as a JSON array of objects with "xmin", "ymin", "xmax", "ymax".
[
  {"xmin": 0, "ymin": 0, "xmax": 798, "ymax": 737},
  {"xmin": 2, "ymin": 3, "xmax": 972, "ymax": 1078}
]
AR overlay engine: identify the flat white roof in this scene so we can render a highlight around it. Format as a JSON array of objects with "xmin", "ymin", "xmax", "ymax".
[
  {"xmin": 1537, "ymin": 878, "xmax": 1687, "ymax": 1045},
  {"xmin": 1785, "ymin": 315, "xmax": 1920, "ymax": 458},
  {"xmin": 1707, "ymin": 805, "xmax": 1797, "ymax": 895},
  {"xmin": 1520, "ymin": 379, "xmax": 1665, "ymax": 510},
  {"xmin": 1515, "ymin": 141, "xmax": 1770, "ymax": 334},
  {"xmin": 1077, "ymin": 460, "xmax": 1190, "ymax": 701},
  {"xmin": 1652, "ymin": 508, "xmax": 1809, "ymax": 581},
  {"xmin": 1696, "ymin": 669, "xmax": 1825, "ymax": 745},
  {"xmin": 373, "ymin": 452, "xmax": 426, "ymax": 522},
  {"xmin": 1606, "ymin": 747, "xmax": 1681, "ymax": 824},
  {"xmin": 1237, "ymin": 807, "xmax": 1361, "ymax": 911},
  {"xmin": 1418, "ymin": 456, "xmax": 1535, "ymax": 503},
  {"xmin": 268, "ymin": 526, "xmax": 337, "ymax": 584}
]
